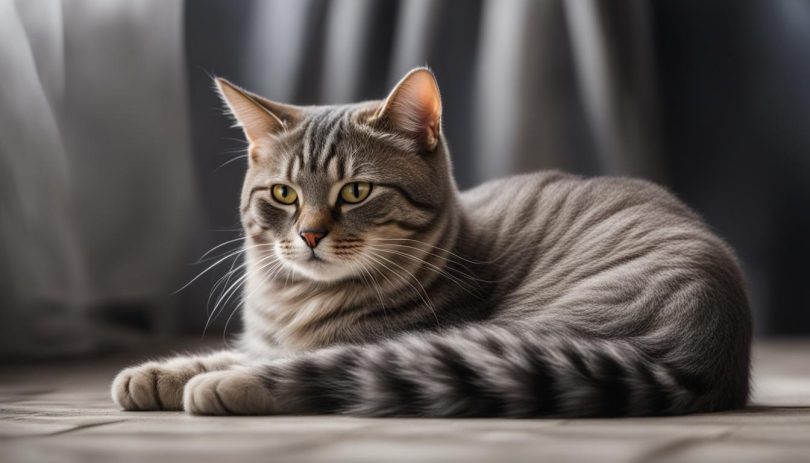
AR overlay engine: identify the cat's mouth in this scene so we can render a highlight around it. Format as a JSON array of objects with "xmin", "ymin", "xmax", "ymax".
[{"xmin": 285, "ymin": 251, "xmax": 359, "ymax": 283}]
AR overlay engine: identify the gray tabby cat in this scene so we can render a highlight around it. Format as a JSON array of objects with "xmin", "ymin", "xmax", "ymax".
[{"xmin": 112, "ymin": 68, "xmax": 751, "ymax": 417}]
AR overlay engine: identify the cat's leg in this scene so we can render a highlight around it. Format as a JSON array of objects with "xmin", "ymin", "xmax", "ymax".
[{"xmin": 112, "ymin": 350, "xmax": 246, "ymax": 411}]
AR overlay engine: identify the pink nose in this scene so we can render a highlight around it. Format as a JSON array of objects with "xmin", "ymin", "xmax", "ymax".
[{"xmin": 299, "ymin": 230, "xmax": 327, "ymax": 249}]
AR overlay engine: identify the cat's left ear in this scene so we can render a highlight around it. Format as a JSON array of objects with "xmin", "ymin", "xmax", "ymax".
[{"xmin": 372, "ymin": 67, "xmax": 442, "ymax": 152}]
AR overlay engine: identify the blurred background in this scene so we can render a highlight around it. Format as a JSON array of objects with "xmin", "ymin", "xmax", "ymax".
[{"xmin": 1, "ymin": 0, "xmax": 809, "ymax": 359}]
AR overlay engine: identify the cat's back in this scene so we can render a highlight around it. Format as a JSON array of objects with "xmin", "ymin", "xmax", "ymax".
[
  {"xmin": 457, "ymin": 170, "xmax": 746, "ymax": 311},
  {"xmin": 460, "ymin": 170, "xmax": 700, "ymax": 243}
]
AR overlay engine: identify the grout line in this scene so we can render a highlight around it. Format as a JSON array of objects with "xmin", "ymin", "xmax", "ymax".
[
  {"xmin": 629, "ymin": 430, "xmax": 733, "ymax": 463},
  {"xmin": 45, "ymin": 419, "xmax": 130, "ymax": 437}
]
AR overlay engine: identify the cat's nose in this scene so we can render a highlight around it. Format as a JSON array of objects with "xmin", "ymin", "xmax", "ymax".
[{"xmin": 299, "ymin": 229, "xmax": 328, "ymax": 249}]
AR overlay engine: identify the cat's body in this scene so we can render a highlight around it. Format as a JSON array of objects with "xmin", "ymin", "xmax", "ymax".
[{"xmin": 112, "ymin": 68, "xmax": 751, "ymax": 417}]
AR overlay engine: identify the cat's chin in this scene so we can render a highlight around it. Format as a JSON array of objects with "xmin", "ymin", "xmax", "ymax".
[{"xmin": 283, "ymin": 257, "xmax": 359, "ymax": 283}]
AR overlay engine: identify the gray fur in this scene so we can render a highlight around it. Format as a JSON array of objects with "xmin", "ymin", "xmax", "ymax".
[{"xmin": 112, "ymin": 68, "xmax": 751, "ymax": 417}]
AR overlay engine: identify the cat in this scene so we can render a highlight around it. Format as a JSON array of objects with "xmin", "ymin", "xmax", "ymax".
[{"xmin": 112, "ymin": 67, "xmax": 751, "ymax": 417}]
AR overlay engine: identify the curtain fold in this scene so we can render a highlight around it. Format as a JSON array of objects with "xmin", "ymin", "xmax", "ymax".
[{"xmin": 0, "ymin": 0, "xmax": 193, "ymax": 357}]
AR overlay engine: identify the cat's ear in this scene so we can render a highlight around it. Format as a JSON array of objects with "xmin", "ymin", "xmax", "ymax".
[
  {"xmin": 372, "ymin": 67, "xmax": 442, "ymax": 151},
  {"xmin": 214, "ymin": 78, "xmax": 300, "ymax": 143}
]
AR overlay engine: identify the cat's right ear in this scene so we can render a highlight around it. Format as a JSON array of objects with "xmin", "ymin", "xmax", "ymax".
[{"xmin": 214, "ymin": 78, "xmax": 299, "ymax": 144}]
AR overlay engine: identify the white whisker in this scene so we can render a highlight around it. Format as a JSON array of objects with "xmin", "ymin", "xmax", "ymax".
[
  {"xmin": 203, "ymin": 252, "xmax": 279, "ymax": 335},
  {"xmin": 174, "ymin": 249, "xmax": 247, "ymax": 295},
  {"xmin": 222, "ymin": 256, "xmax": 288, "ymax": 337},
  {"xmin": 195, "ymin": 236, "xmax": 246, "ymax": 263},
  {"xmin": 365, "ymin": 245, "xmax": 484, "ymax": 299},
  {"xmin": 367, "ymin": 241, "xmax": 500, "ymax": 284},
  {"xmin": 370, "ymin": 237, "xmax": 503, "ymax": 265},
  {"xmin": 351, "ymin": 256, "xmax": 390, "ymax": 329},
  {"xmin": 365, "ymin": 250, "xmax": 441, "ymax": 328},
  {"xmin": 215, "ymin": 154, "xmax": 249, "ymax": 170}
]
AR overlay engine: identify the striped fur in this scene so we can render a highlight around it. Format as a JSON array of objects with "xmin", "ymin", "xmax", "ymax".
[{"xmin": 112, "ymin": 68, "xmax": 751, "ymax": 417}]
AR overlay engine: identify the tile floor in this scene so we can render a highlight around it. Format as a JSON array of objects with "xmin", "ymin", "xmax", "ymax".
[{"xmin": 1, "ymin": 340, "xmax": 809, "ymax": 463}]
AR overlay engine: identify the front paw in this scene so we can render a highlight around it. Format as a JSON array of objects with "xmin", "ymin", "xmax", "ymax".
[
  {"xmin": 112, "ymin": 362, "xmax": 194, "ymax": 411},
  {"xmin": 183, "ymin": 370, "xmax": 275, "ymax": 416}
]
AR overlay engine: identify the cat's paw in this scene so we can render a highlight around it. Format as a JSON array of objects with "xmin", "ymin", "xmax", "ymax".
[
  {"xmin": 183, "ymin": 369, "xmax": 275, "ymax": 415},
  {"xmin": 111, "ymin": 362, "xmax": 195, "ymax": 411}
]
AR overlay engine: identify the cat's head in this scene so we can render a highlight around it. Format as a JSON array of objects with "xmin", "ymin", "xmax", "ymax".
[{"xmin": 216, "ymin": 68, "xmax": 455, "ymax": 283}]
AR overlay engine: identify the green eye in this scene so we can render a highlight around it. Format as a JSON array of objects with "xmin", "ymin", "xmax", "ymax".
[
  {"xmin": 340, "ymin": 182, "xmax": 372, "ymax": 204},
  {"xmin": 271, "ymin": 184, "xmax": 298, "ymax": 205}
]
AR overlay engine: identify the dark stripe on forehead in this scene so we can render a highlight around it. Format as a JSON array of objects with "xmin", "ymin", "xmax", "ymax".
[
  {"xmin": 304, "ymin": 113, "xmax": 323, "ymax": 168},
  {"xmin": 280, "ymin": 117, "xmax": 311, "ymax": 139},
  {"xmin": 286, "ymin": 147, "xmax": 298, "ymax": 180},
  {"xmin": 280, "ymin": 139, "xmax": 301, "ymax": 180},
  {"xmin": 312, "ymin": 112, "xmax": 344, "ymax": 172},
  {"xmin": 305, "ymin": 111, "xmax": 332, "ymax": 171},
  {"xmin": 298, "ymin": 118, "xmax": 315, "ymax": 175},
  {"xmin": 337, "ymin": 155, "xmax": 347, "ymax": 179},
  {"xmin": 319, "ymin": 118, "xmax": 345, "ymax": 173}
]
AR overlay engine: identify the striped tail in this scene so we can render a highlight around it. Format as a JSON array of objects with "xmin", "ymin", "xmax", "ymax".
[{"xmin": 259, "ymin": 323, "xmax": 742, "ymax": 417}]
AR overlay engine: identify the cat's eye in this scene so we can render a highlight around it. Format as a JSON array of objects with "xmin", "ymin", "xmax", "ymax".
[
  {"xmin": 271, "ymin": 184, "xmax": 298, "ymax": 205},
  {"xmin": 340, "ymin": 182, "xmax": 372, "ymax": 204}
]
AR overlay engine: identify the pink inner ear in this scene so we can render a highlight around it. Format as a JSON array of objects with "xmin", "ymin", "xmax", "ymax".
[
  {"xmin": 216, "ymin": 78, "xmax": 284, "ymax": 144},
  {"xmin": 383, "ymin": 69, "xmax": 442, "ymax": 149}
]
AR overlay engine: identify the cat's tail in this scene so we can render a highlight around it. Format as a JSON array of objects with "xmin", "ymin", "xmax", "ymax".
[{"xmin": 260, "ymin": 323, "xmax": 749, "ymax": 417}]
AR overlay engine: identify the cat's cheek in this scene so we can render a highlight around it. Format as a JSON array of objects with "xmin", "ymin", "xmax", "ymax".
[
  {"xmin": 183, "ymin": 369, "xmax": 276, "ymax": 415},
  {"xmin": 242, "ymin": 216, "xmax": 267, "ymax": 239}
]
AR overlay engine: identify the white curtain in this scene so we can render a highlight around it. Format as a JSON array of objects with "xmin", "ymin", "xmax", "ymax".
[{"xmin": 0, "ymin": 0, "xmax": 194, "ymax": 357}]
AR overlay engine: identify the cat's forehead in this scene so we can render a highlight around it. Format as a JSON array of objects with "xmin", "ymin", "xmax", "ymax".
[
  {"xmin": 276, "ymin": 106, "xmax": 358, "ymax": 182},
  {"xmin": 246, "ymin": 101, "xmax": 423, "ymax": 196},
  {"xmin": 256, "ymin": 103, "xmax": 398, "ymax": 181}
]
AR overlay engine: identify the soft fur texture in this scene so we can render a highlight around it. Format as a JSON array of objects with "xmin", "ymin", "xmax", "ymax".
[{"xmin": 112, "ymin": 68, "xmax": 751, "ymax": 417}]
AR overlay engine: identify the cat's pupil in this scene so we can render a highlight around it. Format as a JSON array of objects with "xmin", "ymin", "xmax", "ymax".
[
  {"xmin": 352, "ymin": 183, "xmax": 359, "ymax": 198},
  {"xmin": 281, "ymin": 186, "xmax": 288, "ymax": 198}
]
